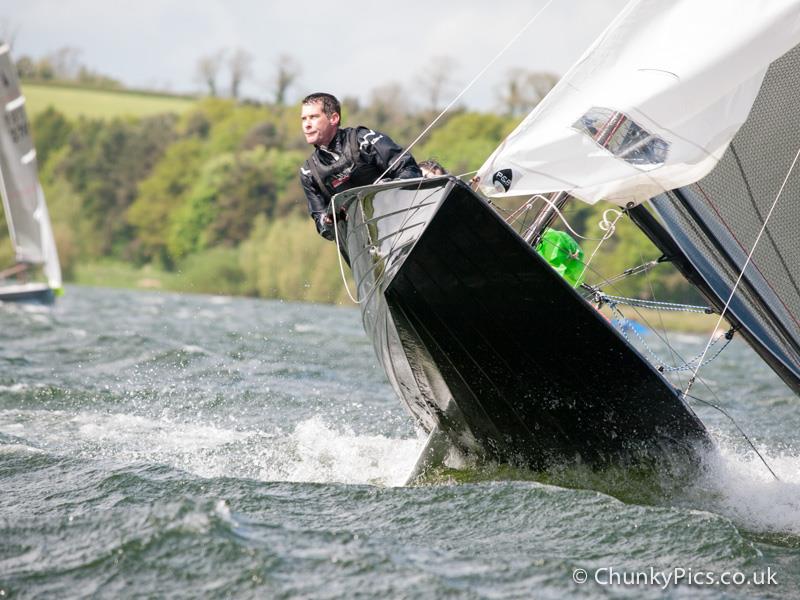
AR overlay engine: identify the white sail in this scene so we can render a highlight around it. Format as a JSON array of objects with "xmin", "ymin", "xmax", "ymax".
[
  {"xmin": 0, "ymin": 43, "xmax": 62, "ymax": 290},
  {"xmin": 477, "ymin": 0, "xmax": 800, "ymax": 206}
]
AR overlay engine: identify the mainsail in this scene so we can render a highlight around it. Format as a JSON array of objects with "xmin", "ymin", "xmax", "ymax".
[
  {"xmin": 0, "ymin": 43, "xmax": 62, "ymax": 292},
  {"xmin": 477, "ymin": 0, "xmax": 800, "ymax": 206}
]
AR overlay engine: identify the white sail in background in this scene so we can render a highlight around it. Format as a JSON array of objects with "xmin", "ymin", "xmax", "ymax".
[
  {"xmin": 0, "ymin": 43, "xmax": 62, "ymax": 291},
  {"xmin": 477, "ymin": 0, "xmax": 800, "ymax": 206}
]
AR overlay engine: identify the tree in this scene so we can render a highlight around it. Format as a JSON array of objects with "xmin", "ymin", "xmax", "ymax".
[
  {"xmin": 167, "ymin": 147, "xmax": 300, "ymax": 259},
  {"xmin": 15, "ymin": 55, "xmax": 36, "ymax": 79},
  {"xmin": 126, "ymin": 138, "xmax": 206, "ymax": 266},
  {"xmin": 31, "ymin": 107, "xmax": 72, "ymax": 166},
  {"xmin": 228, "ymin": 48, "xmax": 253, "ymax": 99},
  {"xmin": 273, "ymin": 54, "xmax": 300, "ymax": 105},
  {"xmin": 498, "ymin": 69, "xmax": 559, "ymax": 116},
  {"xmin": 45, "ymin": 46, "xmax": 82, "ymax": 80},
  {"xmin": 57, "ymin": 114, "xmax": 178, "ymax": 257},
  {"xmin": 362, "ymin": 83, "xmax": 410, "ymax": 137},
  {"xmin": 415, "ymin": 55, "xmax": 458, "ymax": 114},
  {"xmin": 195, "ymin": 50, "xmax": 225, "ymax": 97}
]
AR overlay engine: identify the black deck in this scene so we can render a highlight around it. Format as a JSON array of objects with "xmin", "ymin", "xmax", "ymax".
[{"xmin": 337, "ymin": 177, "xmax": 710, "ymax": 469}]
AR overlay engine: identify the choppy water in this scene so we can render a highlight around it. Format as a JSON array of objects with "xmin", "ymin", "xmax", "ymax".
[{"xmin": 1, "ymin": 286, "xmax": 799, "ymax": 599}]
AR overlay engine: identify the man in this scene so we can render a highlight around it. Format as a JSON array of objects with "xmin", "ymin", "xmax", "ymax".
[
  {"xmin": 300, "ymin": 92, "xmax": 422, "ymax": 240},
  {"xmin": 418, "ymin": 159, "xmax": 447, "ymax": 178}
]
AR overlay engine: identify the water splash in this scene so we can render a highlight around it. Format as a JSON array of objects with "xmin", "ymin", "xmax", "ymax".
[
  {"xmin": 688, "ymin": 433, "xmax": 800, "ymax": 537},
  {"xmin": 0, "ymin": 409, "xmax": 422, "ymax": 488}
]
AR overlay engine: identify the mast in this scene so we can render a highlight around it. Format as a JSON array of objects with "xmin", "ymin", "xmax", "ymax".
[
  {"xmin": 521, "ymin": 191, "xmax": 569, "ymax": 246},
  {"xmin": 521, "ymin": 111, "xmax": 629, "ymax": 246}
]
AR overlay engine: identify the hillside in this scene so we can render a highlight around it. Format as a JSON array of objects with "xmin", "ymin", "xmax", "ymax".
[{"xmin": 23, "ymin": 82, "xmax": 197, "ymax": 119}]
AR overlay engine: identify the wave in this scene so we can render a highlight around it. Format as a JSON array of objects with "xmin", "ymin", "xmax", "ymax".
[{"xmin": 0, "ymin": 409, "xmax": 422, "ymax": 487}]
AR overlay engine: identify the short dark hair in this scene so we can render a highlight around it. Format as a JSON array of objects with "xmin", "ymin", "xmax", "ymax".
[
  {"xmin": 302, "ymin": 93, "xmax": 341, "ymax": 118},
  {"xmin": 419, "ymin": 159, "xmax": 447, "ymax": 176}
]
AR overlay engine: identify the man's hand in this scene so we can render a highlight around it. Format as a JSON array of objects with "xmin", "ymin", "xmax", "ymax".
[{"xmin": 316, "ymin": 214, "xmax": 335, "ymax": 241}]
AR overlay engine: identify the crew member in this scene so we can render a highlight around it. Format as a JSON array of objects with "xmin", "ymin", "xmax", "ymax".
[
  {"xmin": 300, "ymin": 92, "xmax": 422, "ymax": 240},
  {"xmin": 419, "ymin": 159, "xmax": 447, "ymax": 178}
]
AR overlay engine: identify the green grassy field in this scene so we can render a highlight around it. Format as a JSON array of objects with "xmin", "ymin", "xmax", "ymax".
[{"xmin": 23, "ymin": 83, "xmax": 197, "ymax": 119}]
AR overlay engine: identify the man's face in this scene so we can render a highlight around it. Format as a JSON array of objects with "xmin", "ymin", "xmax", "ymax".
[{"xmin": 301, "ymin": 101, "xmax": 340, "ymax": 147}]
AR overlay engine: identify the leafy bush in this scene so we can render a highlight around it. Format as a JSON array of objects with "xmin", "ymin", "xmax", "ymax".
[{"xmin": 174, "ymin": 246, "xmax": 246, "ymax": 295}]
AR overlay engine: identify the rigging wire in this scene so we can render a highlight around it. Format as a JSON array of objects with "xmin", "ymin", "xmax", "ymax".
[
  {"xmin": 597, "ymin": 259, "xmax": 660, "ymax": 286},
  {"xmin": 373, "ymin": 0, "xmax": 556, "ymax": 184},
  {"xmin": 609, "ymin": 303, "xmax": 734, "ymax": 373},
  {"xmin": 528, "ymin": 194, "xmax": 779, "ymax": 479},
  {"xmin": 637, "ymin": 241, "xmax": 683, "ymax": 376},
  {"xmin": 684, "ymin": 392, "xmax": 780, "ymax": 481},
  {"xmin": 682, "ymin": 146, "xmax": 800, "ymax": 400},
  {"xmin": 595, "ymin": 294, "xmax": 712, "ymax": 314}
]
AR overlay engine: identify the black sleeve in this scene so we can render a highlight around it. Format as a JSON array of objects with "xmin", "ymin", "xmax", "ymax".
[
  {"xmin": 300, "ymin": 163, "xmax": 334, "ymax": 240},
  {"xmin": 359, "ymin": 128, "xmax": 422, "ymax": 180}
]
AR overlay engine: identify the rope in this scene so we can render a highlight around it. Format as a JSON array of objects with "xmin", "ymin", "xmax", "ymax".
[
  {"xmin": 577, "ymin": 207, "xmax": 623, "ymax": 282},
  {"xmin": 374, "ymin": 0, "xmax": 556, "ymax": 184},
  {"xmin": 511, "ymin": 194, "xmax": 613, "ymax": 242},
  {"xmin": 609, "ymin": 304, "xmax": 733, "ymax": 373},
  {"xmin": 599, "ymin": 260, "xmax": 659, "ymax": 286},
  {"xmin": 332, "ymin": 203, "xmax": 360, "ymax": 304},
  {"xmin": 684, "ymin": 392, "xmax": 780, "ymax": 481},
  {"xmin": 682, "ymin": 146, "xmax": 800, "ymax": 399},
  {"xmin": 332, "ymin": 178, "xmax": 432, "ymax": 304},
  {"xmin": 598, "ymin": 293, "xmax": 712, "ymax": 314}
]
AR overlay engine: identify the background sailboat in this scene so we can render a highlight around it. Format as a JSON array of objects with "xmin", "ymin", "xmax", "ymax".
[{"xmin": 0, "ymin": 42, "xmax": 62, "ymax": 304}]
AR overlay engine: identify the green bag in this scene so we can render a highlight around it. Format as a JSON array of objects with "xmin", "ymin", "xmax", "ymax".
[{"xmin": 535, "ymin": 229, "xmax": 585, "ymax": 287}]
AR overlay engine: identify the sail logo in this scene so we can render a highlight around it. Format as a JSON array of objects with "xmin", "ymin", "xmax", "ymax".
[{"xmin": 492, "ymin": 169, "xmax": 513, "ymax": 192}]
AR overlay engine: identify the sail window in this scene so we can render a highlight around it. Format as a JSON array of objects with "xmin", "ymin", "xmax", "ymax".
[{"xmin": 573, "ymin": 107, "xmax": 669, "ymax": 169}]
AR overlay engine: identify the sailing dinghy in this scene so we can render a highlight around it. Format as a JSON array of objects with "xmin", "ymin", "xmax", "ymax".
[
  {"xmin": 0, "ymin": 43, "xmax": 62, "ymax": 304},
  {"xmin": 330, "ymin": 0, "xmax": 800, "ymax": 477}
]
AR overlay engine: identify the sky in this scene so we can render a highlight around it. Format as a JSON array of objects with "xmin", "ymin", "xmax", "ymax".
[{"xmin": 1, "ymin": 0, "xmax": 629, "ymax": 111}]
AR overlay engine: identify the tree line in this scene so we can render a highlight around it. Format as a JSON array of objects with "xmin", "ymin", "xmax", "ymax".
[{"xmin": 2, "ymin": 66, "xmax": 700, "ymax": 305}]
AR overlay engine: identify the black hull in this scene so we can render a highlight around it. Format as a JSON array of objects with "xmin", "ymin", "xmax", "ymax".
[{"xmin": 336, "ymin": 178, "xmax": 710, "ymax": 469}]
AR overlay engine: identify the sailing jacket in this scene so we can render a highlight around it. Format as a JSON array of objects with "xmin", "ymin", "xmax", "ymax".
[{"xmin": 300, "ymin": 126, "xmax": 422, "ymax": 239}]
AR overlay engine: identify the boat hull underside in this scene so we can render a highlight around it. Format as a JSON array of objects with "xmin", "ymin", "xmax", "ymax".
[
  {"xmin": 347, "ymin": 181, "xmax": 710, "ymax": 469},
  {"xmin": 0, "ymin": 282, "xmax": 55, "ymax": 305}
]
